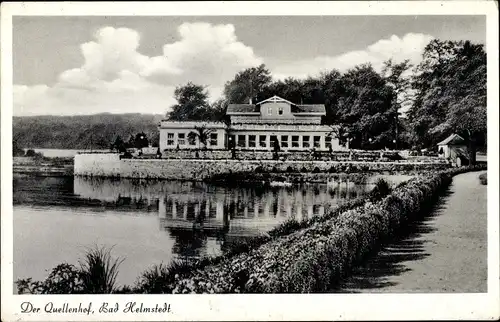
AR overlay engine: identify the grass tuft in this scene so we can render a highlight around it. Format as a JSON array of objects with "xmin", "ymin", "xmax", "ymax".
[{"xmin": 78, "ymin": 245, "xmax": 124, "ymax": 294}]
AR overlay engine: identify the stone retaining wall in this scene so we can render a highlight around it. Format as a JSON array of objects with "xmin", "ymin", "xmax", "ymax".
[
  {"xmin": 13, "ymin": 157, "xmax": 74, "ymax": 176},
  {"xmin": 74, "ymin": 153, "xmax": 451, "ymax": 180},
  {"xmin": 159, "ymin": 149, "xmax": 442, "ymax": 162}
]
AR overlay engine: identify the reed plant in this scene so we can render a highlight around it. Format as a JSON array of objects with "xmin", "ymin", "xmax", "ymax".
[{"xmin": 78, "ymin": 246, "xmax": 124, "ymax": 294}]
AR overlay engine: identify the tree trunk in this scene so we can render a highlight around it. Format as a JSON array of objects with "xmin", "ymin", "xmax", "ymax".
[{"xmin": 467, "ymin": 129, "xmax": 476, "ymax": 165}]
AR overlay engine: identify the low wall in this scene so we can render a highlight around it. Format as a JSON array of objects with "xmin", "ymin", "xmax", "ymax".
[
  {"xmin": 74, "ymin": 153, "xmax": 451, "ymax": 180},
  {"xmin": 74, "ymin": 153, "xmax": 121, "ymax": 177},
  {"xmin": 160, "ymin": 149, "xmax": 441, "ymax": 162},
  {"xmin": 13, "ymin": 157, "xmax": 74, "ymax": 176}
]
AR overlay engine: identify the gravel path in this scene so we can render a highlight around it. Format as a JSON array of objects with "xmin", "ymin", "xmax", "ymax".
[{"xmin": 337, "ymin": 171, "xmax": 487, "ymax": 293}]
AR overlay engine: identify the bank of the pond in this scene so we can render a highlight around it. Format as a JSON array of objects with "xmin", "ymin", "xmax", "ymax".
[
  {"xmin": 74, "ymin": 153, "xmax": 450, "ymax": 180},
  {"xmin": 13, "ymin": 157, "xmax": 73, "ymax": 176},
  {"xmin": 206, "ymin": 171, "xmax": 418, "ymax": 187},
  {"xmin": 147, "ymin": 165, "xmax": 486, "ymax": 294},
  {"xmin": 16, "ymin": 165, "xmax": 485, "ymax": 294}
]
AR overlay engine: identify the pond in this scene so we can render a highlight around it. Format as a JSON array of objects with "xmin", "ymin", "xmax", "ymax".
[{"xmin": 13, "ymin": 174, "xmax": 412, "ymax": 288}]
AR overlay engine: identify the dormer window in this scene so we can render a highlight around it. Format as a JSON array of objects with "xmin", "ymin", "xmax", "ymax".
[
  {"xmin": 267, "ymin": 107, "xmax": 273, "ymax": 115},
  {"xmin": 278, "ymin": 107, "xmax": 283, "ymax": 115}
]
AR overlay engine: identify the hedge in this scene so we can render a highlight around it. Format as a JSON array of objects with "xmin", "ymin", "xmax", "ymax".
[{"xmin": 163, "ymin": 165, "xmax": 486, "ymax": 294}]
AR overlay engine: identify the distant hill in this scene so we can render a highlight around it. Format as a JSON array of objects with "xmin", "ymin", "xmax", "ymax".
[{"xmin": 13, "ymin": 114, "xmax": 163, "ymax": 149}]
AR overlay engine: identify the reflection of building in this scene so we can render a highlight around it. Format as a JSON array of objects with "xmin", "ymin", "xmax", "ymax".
[
  {"xmin": 157, "ymin": 187, "xmax": 331, "ymax": 234},
  {"xmin": 159, "ymin": 96, "xmax": 345, "ymax": 152}
]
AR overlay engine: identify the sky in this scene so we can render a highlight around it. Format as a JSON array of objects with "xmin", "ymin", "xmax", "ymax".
[{"xmin": 13, "ymin": 15, "xmax": 486, "ymax": 116}]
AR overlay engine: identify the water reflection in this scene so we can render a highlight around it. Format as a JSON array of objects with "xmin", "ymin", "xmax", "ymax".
[
  {"xmin": 14, "ymin": 175, "xmax": 376, "ymax": 259},
  {"xmin": 14, "ymin": 174, "xmax": 414, "ymax": 285},
  {"xmin": 70, "ymin": 176, "xmax": 372, "ymax": 258}
]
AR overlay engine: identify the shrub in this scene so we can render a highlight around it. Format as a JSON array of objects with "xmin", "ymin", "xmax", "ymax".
[
  {"xmin": 78, "ymin": 246, "xmax": 124, "ymax": 294},
  {"xmin": 479, "ymin": 172, "xmax": 487, "ymax": 185},
  {"xmin": 135, "ymin": 260, "xmax": 192, "ymax": 293},
  {"xmin": 16, "ymin": 263, "xmax": 84, "ymax": 294},
  {"xmin": 168, "ymin": 165, "xmax": 486, "ymax": 294},
  {"xmin": 16, "ymin": 245, "xmax": 125, "ymax": 294},
  {"xmin": 369, "ymin": 178, "xmax": 391, "ymax": 201}
]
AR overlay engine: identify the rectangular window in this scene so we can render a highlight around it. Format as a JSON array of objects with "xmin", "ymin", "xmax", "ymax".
[
  {"xmin": 281, "ymin": 135, "xmax": 289, "ymax": 148},
  {"xmin": 178, "ymin": 133, "xmax": 186, "ymax": 146},
  {"xmin": 188, "ymin": 133, "xmax": 197, "ymax": 146},
  {"xmin": 270, "ymin": 135, "xmax": 278, "ymax": 149},
  {"xmin": 259, "ymin": 135, "xmax": 267, "ymax": 148},
  {"xmin": 292, "ymin": 135, "xmax": 299, "ymax": 148},
  {"xmin": 237, "ymin": 135, "xmax": 246, "ymax": 148},
  {"xmin": 278, "ymin": 107, "xmax": 284, "ymax": 115},
  {"xmin": 267, "ymin": 107, "xmax": 273, "ymax": 115},
  {"xmin": 167, "ymin": 133, "xmax": 174, "ymax": 146},
  {"xmin": 325, "ymin": 136, "xmax": 332, "ymax": 149},
  {"xmin": 210, "ymin": 133, "xmax": 218, "ymax": 146},
  {"xmin": 303, "ymin": 136, "xmax": 310, "ymax": 148},
  {"xmin": 314, "ymin": 136, "xmax": 321, "ymax": 148},
  {"xmin": 248, "ymin": 135, "xmax": 256, "ymax": 148}
]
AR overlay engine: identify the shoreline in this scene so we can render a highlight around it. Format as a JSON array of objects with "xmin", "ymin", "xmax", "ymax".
[{"xmin": 14, "ymin": 165, "xmax": 487, "ymax": 294}]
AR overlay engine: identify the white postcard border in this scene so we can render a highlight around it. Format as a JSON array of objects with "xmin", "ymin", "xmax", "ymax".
[{"xmin": 1, "ymin": 1, "xmax": 499, "ymax": 321}]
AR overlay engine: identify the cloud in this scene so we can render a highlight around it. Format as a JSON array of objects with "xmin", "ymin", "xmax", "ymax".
[
  {"xmin": 14, "ymin": 23, "xmax": 261, "ymax": 116},
  {"xmin": 14, "ymin": 27, "xmax": 433, "ymax": 116},
  {"xmin": 272, "ymin": 33, "xmax": 434, "ymax": 80}
]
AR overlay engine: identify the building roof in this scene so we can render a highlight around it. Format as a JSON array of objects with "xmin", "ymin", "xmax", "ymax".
[
  {"xmin": 227, "ymin": 95, "xmax": 326, "ymax": 115},
  {"xmin": 226, "ymin": 104, "xmax": 259, "ymax": 114},
  {"xmin": 437, "ymin": 134, "xmax": 466, "ymax": 145},
  {"xmin": 256, "ymin": 95, "xmax": 295, "ymax": 106},
  {"xmin": 293, "ymin": 104, "xmax": 326, "ymax": 114}
]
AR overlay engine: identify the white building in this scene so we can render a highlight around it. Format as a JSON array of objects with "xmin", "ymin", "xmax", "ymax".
[{"xmin": 159, "ymin": 95, "xmax": 343, "ymax": 152}]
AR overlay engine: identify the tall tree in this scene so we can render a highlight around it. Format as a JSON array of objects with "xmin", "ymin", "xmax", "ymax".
[
  {"xmin": 168, "ymin": 82, "xmax": 211, "ymax": 121},
  {"xmin": 319, "ymin": 69, "xmax": 344, "ymax": 125},
  {"xmin": 210, "ymin": 98, "xmax": 230, "ymax": 124},
  {"xmin": 336, "ymin": 64, "xmax": 395, "ymax": 149},
  {"xmin": 110, "ymin": 135, "xmax": 126, "ymax": 152},
  {"xmin": 223, "ymin": 64, "xmax": 272, "ymax": 104},
  {"xmin": 134, "ymin": 132, "xmax": 149, "ymax": 149},
  {"xmin": 382, "ymin": 59, "xmax": 413, "ymax": 149},
  {"xmin": 407, "ymin": 39, "xmax": 486, "ymax": 162}
]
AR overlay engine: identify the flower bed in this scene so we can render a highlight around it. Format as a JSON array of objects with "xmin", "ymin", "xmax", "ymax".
[{"xmin": 164, "ymin": 165, "xmax": 486, "ymax": 294}]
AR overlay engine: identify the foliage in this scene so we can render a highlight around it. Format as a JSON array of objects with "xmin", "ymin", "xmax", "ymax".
[
  {"xmin": 187, "ymin": 125, "xmax": 213, "ymax": 149},
  {"xmin": 110, "ymin": 135, "xmax": 127, "ymax": 152},
  {"xmin": 381, "ymin": 59, "xmax": 413, "ymax": 149},
  {"xmin": 16, "ymin": 263, "xmax": 84, "ymax": 294},
  {"xmin": 165, "ymin": 165, "xmax": 485, "ymax": 293},
  {"xmin": 16, "ymin": 246, "xmax": 124, "ymax": 294},
  {"xmin": 336, "ymin": 64, "xmax": 396, "ymax": 149},
  {"xmin": 168, "ymin": 82, "xmax": 210, "ymax": 121},
  {"xmin": 13, "ymin": 139, "xmax": 25, "ymax": 156},
  {"xmin": 224, "ymin": 64, "xmax": 272, "ymax": 104},
  {"xmin": 167, "ymin": 82, "xmax": 228, "ymax": 122},
  {"xmin": 134, "ymin": 260, "xmax": 192, "ymax": 294},
  {"xmin": 369, "ymin": 178, "xmax": 392, "ymax": 201},
  {"xmin": 78, "ymin": 246, "xmax": 124, "ymax": 294},
  {"xmin": 133, "ymin": 132, "xmax": 149, "ymax": 149},
  {"xmin": 407, "ymin": 40, "xmax": 486, "ymax": 157},
  {"xmin": 24, "ymin": 149, "xmax": 43, "ymax": 158},
  {"xmin": 13, "ymin": 114, "xmax": 162, "ymax": 150},
  {"xmin": 479, "ymin": 172, "xmax": 487, "ymax": 185}
]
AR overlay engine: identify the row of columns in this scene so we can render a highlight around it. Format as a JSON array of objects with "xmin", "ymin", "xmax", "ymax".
[
  {"xmin": 231, "ymin": 133, "xmax": 330, "ymax": 150},
  {"xmin": 158, "ymin": 198, "xmax": 327, "ymax": 221}
]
